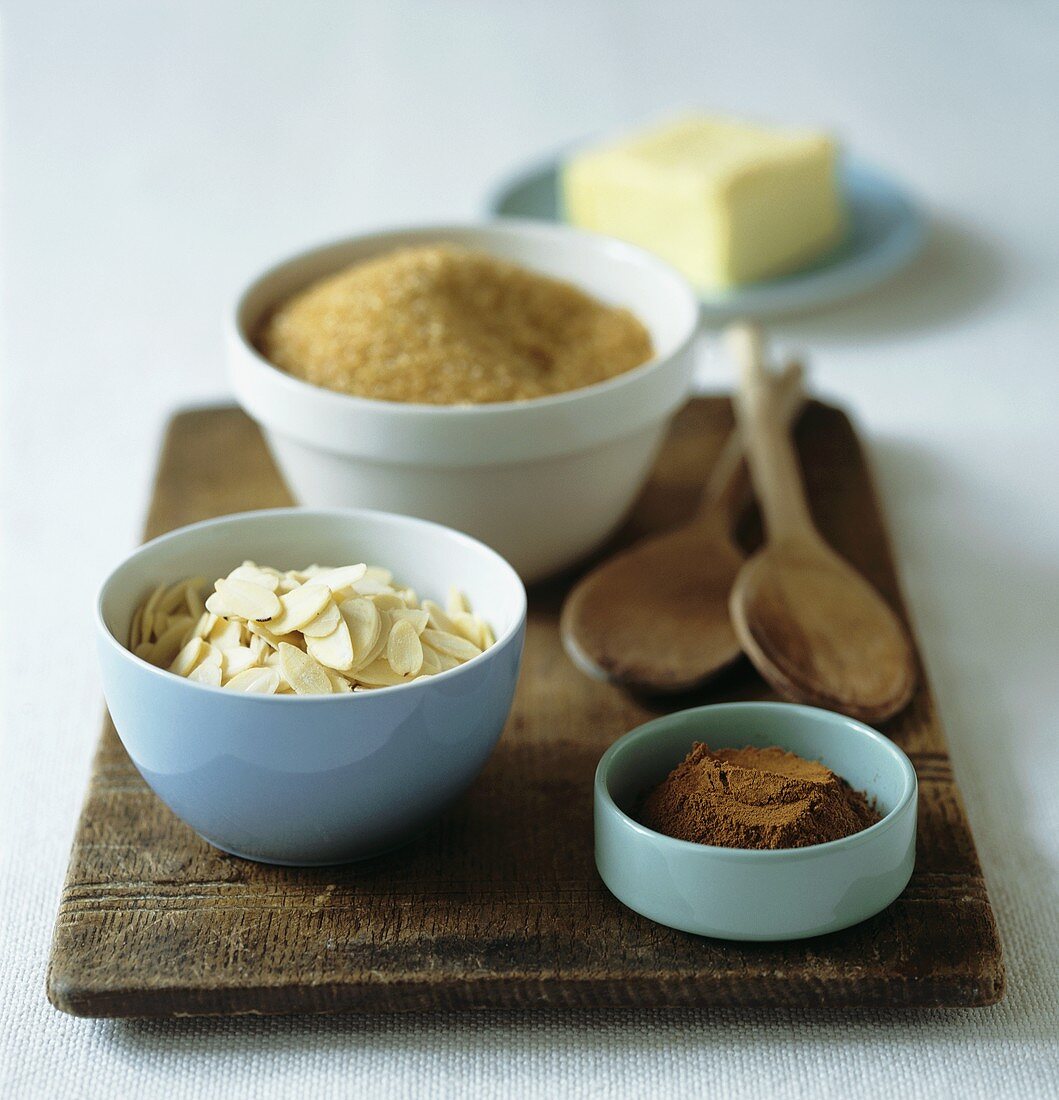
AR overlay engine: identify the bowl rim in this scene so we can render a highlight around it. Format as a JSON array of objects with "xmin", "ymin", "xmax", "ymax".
[
  {"xmin": 229, "ymin": 216, "xmax": 702, "ymax": 418},
  {"xmin": 96, "ymin": 506, "xmax": 528, "ymax": 703},
  {"xmin": 594, "ymin": 701, "xmax": 918, "ymax": 861}
]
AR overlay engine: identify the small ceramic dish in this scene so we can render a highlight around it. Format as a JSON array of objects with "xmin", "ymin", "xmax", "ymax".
[
  {"xmin": 594, "ymin": 702, "xmax": 917, "ymax": 940},
  {"xmin": 227, "ymin": 219, "xmax": 700, "ymax": 583},
  {"xmin": 96, "ymin": 508, "xmax": 526, "ymax": 866},
  {"xmin": 489, "ymin": 155, "xmax": 925, "ymax": 320}
]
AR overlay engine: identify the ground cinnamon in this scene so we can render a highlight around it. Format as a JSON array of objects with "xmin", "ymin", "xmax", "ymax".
[{"xmin": 639, "ymin": 743, "xmax": 880, "ymax": 850}]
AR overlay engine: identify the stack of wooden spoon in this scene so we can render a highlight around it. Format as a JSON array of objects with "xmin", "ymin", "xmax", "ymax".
[{"xmin": 560, "ymin": 324, "xmax": 917, "ymax": 723}]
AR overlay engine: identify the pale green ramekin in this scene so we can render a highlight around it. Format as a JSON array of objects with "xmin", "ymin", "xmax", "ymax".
[{"xmin": 594, "ymin": 702, "xmax": 917, "ymax": 941}]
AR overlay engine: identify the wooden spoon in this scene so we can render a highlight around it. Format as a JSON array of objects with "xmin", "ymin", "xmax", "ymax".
[
  {"xmin": 727, "ymin": 325, "xmax": 917, "ymax": 722},
  {"xmin": 560, "ymin": 362, "xmax": 805, "ymax": 693}
]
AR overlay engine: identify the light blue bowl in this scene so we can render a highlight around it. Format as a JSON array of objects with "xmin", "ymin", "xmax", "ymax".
[
  {"xmin": 595, "ymin": 703, "xmax": 917, "ymax": 940},
  {"xmin": 96, "ymin": 508, "xmax": 526, "ymax": 865}
]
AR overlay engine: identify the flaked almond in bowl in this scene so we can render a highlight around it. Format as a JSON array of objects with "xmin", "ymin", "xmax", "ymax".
[
  {"xmin": 96, "ymin": 508, "xmax": 526, "ymax": 866},
  {"xmin": 130, "ymin": 560, "xmax": 495, "ymax": 694}
]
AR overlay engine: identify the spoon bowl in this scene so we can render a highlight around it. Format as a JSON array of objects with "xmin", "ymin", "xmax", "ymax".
[
  {"xmin": 560, "ymin": 363, "xmax": 804, "ymax": 693},
  {"xmin": 562, "ymin": 520, "xmax": 745, "ymax": 692},
  {"xmin": 727, "ymin": 325, "xmax": 916, "ymax": 722},
  {"xmin": 731, "ymin": 536, "xmax": 916, "ymax": 721}
]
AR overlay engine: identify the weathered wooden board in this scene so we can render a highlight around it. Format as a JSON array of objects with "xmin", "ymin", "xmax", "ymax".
[{"xmin": 47, "ymin": 400, "xmax": 1004, "ymax": 1016}]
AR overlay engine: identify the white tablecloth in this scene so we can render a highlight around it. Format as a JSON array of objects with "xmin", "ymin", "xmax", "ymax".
[{"xmin": 2, "ymin": 2, "xmax": 1057, "ymax": 1096}]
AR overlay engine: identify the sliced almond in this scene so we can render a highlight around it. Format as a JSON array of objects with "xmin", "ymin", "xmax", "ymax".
[
  {"xmin": 153, "ymin": 617, "xmax": 194, "ymax": 667},
  {"xmin": 129, "ymin": 603, "xmax": 145, "ymax": 650},
  {"xmin": 353, "ymin": 658, "xmax": 409, "ymax": 688},
  {"xmin": 166, "ymin": 612, "xmax": 194, "ymax": 634},
  {"xmin": 188, "ymin": 658, "xmax": 222, "ymax": 687},
  {"xmin": 422, "ymin": 600, "xmax": 458, "ymax": 634},
  {"xmin": 244, "ymin": 620, "xmax": 282, "ymax": 649},
  {"xmin": 419, "ymin": 645, "xmax": 442, "ymax": 676},
  {"xmin": 301, "ymin": 599, "xmax": 342, "ymax": 638},
  {"xmin": 208, "ymin": 617, "xmax": 244, "ymax": 651},
  {"xmin": 422, "ymin": 628, "xmax": 482, "ymax": 662},
  {"xmin": 223, "ymin": 666, "xmax": 281, "ymax": 694},
  {"xmin": 447, "ymin": 586, "xmax": 471, "ymax": 618},
  {"xmin": 248, "ymin": 629, "xmax": 271, "ymax": 660},
  {"xmin": 206, "ymin": 578, "xmax": 281, "ymax": 622},
  {"xmin": 191, "ymin": 611, "xmax": 218, "ymax": 640},
  {"xmin": 390, "ymin": 608, "xmax": 429, "ymax": 634},
  {"xmin": 369, "ymin": 593, "xmax": 406, "ymax": 612},
  {"xmin": 305, "ymin": 617, "xmax": 354, "ymax": 671},
  {"xmin": 222, "ymin": 646, "xmax": 257, "ymax": 679},
  {"xmin": 140, "ymin": 582, "xmax": 168, "ymax": 642},
  {"xmin": 169, "ymin": 637, "xmax": 210, "ymax": 676},
  {"xmin": 311, "ymin": 564, "xmax": 367, "ymax": 596},
  {"xmin": 350, "ymin": 611, "xmax": 391, "ymax": 672},
  {"xmin": 278, "ymin": 642, "xmax": 333, "ymax": 695},
  {"xmin": 267, "ymin": 583, "xmax": 331, "ymax": 634},
  {"xmin": 182, "ymin": 640, "xmax": 222, "ymax": 681},
  {"xmin": 202, "ymin": 592, "xmax": 231, "ymax": 620},
  {"xmin": 159, "ymin": 581, "xmax": 191, "ymax": 618},
  {"xmin": 184, "ymin": 580, "xmax": 206, "ymax": 620},
  {"xmin": 434, "ymin": 651, "xmax": 461, "ymax": 672},
  {"xmin": 324, "ymin": 668, "xmax": 353, "ymax": 693},
  {"xmin": 227, "ymin": 563, "xmax": 281, "ymax": 592},
  {"xmin": 386, "ymin": 619, "xmax": 424, "ymax": 677},
  {"xmin": 450, "ymin": 612, "xmax": 486, "ymax": 648},
  {"xmin": 245, "ymin": 619, "xmax": 303, "ymax": 650},
  {"xmin": 352, "ymin": 577, "xmax": 396, "ymax": 597},
  {"xmin": 339, "ymin": 598, "xmax": 381, "ymax": 660}
]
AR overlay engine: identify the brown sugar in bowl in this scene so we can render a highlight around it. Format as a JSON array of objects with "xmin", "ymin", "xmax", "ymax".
[
  {"xmin": 256, "ymin": 243, "xmax": 656, "ymax": 405},
  {"xmin": 227, "ymin": 221, "xmax": 700, "ymax": 584}
]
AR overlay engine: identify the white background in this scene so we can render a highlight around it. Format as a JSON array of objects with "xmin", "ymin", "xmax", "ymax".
[{"xmin": 2, "ymin": 1, "xmax": 1057, "ymax": 1097}]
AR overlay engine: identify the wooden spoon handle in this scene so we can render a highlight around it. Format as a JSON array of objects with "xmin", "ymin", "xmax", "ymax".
[
  {"xmin": 728, "ymin": 324, "xmax": 817, "ymax": 544},
  {"xmin": 704, "ymin": 358, "xmax": 806, "ymax": 531}
]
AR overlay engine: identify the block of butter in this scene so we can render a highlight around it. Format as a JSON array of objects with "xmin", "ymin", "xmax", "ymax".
[{"xmin": 562, "ymin": 114, "xmax": 846, "ymax": 290}]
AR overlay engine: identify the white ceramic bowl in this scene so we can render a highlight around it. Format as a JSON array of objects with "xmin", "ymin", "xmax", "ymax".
[
  {"xmin": 96, "ymin": 508, "xmax": 526, "ymax": 866},
  {"xmin": 228, "ymin": 220, "xmax": 701, "ymax": 583}
]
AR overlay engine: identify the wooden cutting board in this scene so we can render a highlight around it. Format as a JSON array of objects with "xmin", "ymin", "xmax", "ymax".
[{"xmin": 47, "ymin": 400, "xmax": 1004, "ymax": 1016}]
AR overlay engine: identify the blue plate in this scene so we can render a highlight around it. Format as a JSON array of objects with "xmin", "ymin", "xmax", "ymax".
[{"xmin": 488, "ymin": 155, "xmax": 925, "ymax": 319}]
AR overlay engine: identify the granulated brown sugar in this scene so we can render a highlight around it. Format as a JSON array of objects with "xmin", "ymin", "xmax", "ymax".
[
  {"xmin": 639, "ymin": 743, "xmax": 881, "ymax": 850},
  {"xmin": 256, "ymin": 245, "xmax": 654, "ymax": 405}
]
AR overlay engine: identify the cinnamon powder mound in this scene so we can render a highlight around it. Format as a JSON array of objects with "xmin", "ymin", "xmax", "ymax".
[{"xmin": 639, "ymin": 743, "xmax": 880, "ymax": 850}]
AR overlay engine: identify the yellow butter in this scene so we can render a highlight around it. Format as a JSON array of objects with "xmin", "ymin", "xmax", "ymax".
[{"xmin": 562, "ymin": 114, "xmax": 846, "ymax": 290}]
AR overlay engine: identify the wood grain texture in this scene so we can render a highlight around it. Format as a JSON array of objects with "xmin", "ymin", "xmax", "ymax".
[{"xmin": 47, "ymin": 400, "xmax": 1004, "ymax": 1017}]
